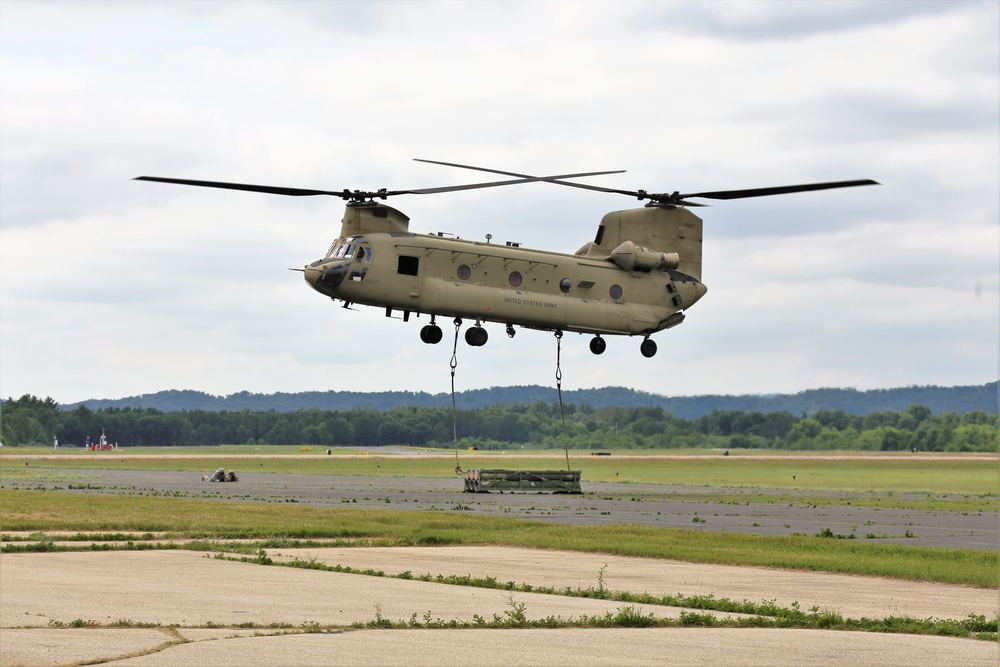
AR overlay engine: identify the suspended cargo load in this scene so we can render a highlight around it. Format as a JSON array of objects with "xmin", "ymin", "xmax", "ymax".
[{"xmin": 463, "ymin": 469, "xmax": 581, "ymax": 494}]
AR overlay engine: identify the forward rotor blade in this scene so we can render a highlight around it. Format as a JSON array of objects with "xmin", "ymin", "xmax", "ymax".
[
  {"xmin": 135, "ymin": 170, "xmax": 627, "ymax": 200},
  {"xmin": 133, "ymin": 176, "xmax": 353, "ymax": 197},
  {"xmin": 677, "ymin": 180, "xmax": 880, "ymax": 201}
]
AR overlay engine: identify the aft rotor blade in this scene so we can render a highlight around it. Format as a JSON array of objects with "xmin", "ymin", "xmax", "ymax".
[
  {"xmin": 417, "ymin": 160, "xmax": 879, "ymax": 205},
  {"xmin": 414, "ymin": 159, "xmax": 633, "ymax": 195},
  {"xmin": 404, "ymin": 169, "xmax": 626, "ymax": 195},
  {"xmin": 677, "ymin": 180, "xmax": 880, "ymax": 201}
]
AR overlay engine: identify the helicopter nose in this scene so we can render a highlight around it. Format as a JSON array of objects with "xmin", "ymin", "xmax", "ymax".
[{"xmin": 304, "ymin": 258, "xmax": 351, "ymax": 296}]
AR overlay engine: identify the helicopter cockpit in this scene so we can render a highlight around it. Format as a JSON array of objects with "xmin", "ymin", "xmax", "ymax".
[
  {"xmin": 326, "ymin": 236, "xmax": 371, "ymax": 261},
  {"xmin": 327, "ymin": 236, "xmax": 372, "ymax": 263},
  {"xmin": 322, "ymin": 236, "xmax": 373, "ymax": 286}
]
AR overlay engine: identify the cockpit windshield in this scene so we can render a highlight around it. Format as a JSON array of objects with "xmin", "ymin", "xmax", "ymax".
[{"xmin": 327, "ymin": 236, "xmax": 368, "ymax": 259}]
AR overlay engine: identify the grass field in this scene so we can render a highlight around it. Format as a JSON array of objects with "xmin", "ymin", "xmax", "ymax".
[
  {"xmin": 2, "ymin": 449, "xmax": 996, "ymax": 589},
  {"xmin": 4, "ymin": 446, "xmax": 996, "ymax": 494},
  {"xmin": 2, "ymin": 489, "xmax": 996, "ymax": 588}
]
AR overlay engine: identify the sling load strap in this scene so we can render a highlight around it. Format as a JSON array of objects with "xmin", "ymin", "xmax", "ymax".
[
  {"xmin": 555, "ymin": 330, "xmax": 571, "ymax": 472},
  {"xmin": 450, "ymin": 317, "xmax": 463, "ymax": 474}
]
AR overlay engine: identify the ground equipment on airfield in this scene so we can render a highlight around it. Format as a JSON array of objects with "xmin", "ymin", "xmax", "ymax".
[
  {"xmin": 203, "ymin": 468, "xmax": 238, "ymax": 482},
  {"xmin": 87, "ymin": 430, "xmax": 115, "ymax": 451}
]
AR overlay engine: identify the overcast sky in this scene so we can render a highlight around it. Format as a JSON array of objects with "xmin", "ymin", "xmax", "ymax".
[{"xmin": 1, "ymin": 0, "xmax": 997, "ymax": 405}]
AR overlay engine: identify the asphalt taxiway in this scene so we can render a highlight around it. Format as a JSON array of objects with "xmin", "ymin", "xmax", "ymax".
[{"xmin": 5, "ymin": 467, "xmax": 995, "ymax": 550}]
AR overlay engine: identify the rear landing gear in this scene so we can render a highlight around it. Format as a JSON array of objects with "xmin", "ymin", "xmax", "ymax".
[
  {"xmin": 589, "ymin": 336, "xmax": 606, "ymax": 355},
  {"xmin": 640, "ymin": 337, "xmax": 657, "ymax": 358}
]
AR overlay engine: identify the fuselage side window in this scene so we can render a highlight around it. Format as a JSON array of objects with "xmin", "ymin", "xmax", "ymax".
[{"xmin": 397, "ymin": 255, "xmax": 419, "ymax": 276}]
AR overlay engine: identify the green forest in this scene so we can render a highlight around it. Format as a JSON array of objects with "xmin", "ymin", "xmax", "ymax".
[
  {"xmin": 62, "ymin": 382, "xmax": 999, "ymax": 418},
  {"xmin": 3, "ymin": 394, "xmax": 996, "ymax": 452}
]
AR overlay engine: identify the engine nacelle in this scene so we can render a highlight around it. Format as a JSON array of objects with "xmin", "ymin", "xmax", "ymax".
[{"xmin": 610, "ymin": 241, "xmax": 680, "ymax": 272}]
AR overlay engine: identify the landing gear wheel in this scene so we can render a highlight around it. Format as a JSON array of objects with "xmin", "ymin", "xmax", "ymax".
[
  {"xmin": 420, "ymin": 324, "xmax": 443, "ymax": 344},
  {"xmin": 589, "ymin": 336, "xmax": 607, "ymax": 355},
  {"xmin": 640, "ymin": 338, "xmax": 657, "ymax": 358},
  {"xmin": 465, "ymin": 326, "xmax": 488, "ymax": 347}
]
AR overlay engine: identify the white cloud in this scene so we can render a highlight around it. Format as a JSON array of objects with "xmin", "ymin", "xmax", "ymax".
[{"xmin": 1, "ymin": 0, "xmax": 997, "ymax": 403}]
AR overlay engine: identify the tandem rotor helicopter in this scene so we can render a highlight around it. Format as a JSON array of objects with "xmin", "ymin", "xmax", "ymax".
[{"xmin": 136, "ymin": 160, "xmax": 877, "ymax": 358}]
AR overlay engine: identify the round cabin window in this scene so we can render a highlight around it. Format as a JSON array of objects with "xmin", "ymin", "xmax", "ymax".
[
  {"xmin": 609, "ymin": 284, "xmax": 623, "ymax": 300},
  {"xmin": 559, "ymin": 278, "xmax": 573, "ymax": 293},
  {"xmin": 508, "ymin": 271, "xmax": 523, "ymax": 287},
  {"xmin": 457, "ymin": 264, "xmax": 472, "ymax": 281}
]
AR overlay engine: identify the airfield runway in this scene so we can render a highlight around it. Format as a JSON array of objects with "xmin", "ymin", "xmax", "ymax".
[{"xmin": 2, "ymin": 464, "xmax": 997, "ymax": 665}]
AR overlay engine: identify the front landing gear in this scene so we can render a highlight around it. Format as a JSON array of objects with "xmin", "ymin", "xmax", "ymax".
[
  {"xmin": 640, "ymin": 337, "xmax": 657, "ymax": 358},
  {"xmin": 420, "ymin": 317, "xmax": 443, "ymax": 344}
]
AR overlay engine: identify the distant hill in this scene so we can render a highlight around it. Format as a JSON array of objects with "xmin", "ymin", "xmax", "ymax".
[{"xmin": 61, "ymin": 382, "xmax": 998, "ymax": 419}]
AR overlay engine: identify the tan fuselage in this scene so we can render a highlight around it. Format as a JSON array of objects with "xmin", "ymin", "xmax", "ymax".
[{"xmin": 304, "ymin": 203, "xmax": 707, "ymax": 337}]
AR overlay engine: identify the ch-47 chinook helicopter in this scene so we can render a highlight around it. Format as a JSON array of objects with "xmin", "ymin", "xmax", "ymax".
[{"xmin": 136, "ymin": 160, "xmax": 877, "ymax": 358}]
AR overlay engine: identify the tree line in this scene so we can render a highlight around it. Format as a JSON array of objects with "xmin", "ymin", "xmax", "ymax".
[
  {"xmin": 2, "ymin": 394, "xmax": 996, "ymax": 452},
  {"xmin": 62, "ymin": 382, "xmax": 1000, "ymax": 419}
]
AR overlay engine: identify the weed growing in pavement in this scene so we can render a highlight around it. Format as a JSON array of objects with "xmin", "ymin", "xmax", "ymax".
[
  {"xmin": 502, "ymin": 592, "xmax": 528, "ymax": 627},
  {"xmin": 372, "ymin": 603, "xmax": 390, "ymax": 628},
  {"xmin": 596, "ymin": 563, "xmax": 608, "ymax": 599},
  {"xmin": 613, "ymin": 604, "xmax": 657, "ymax": 627},
  {"xmin": 38, "ymin": 606, "xmax": 998, "ymax": 640}
]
